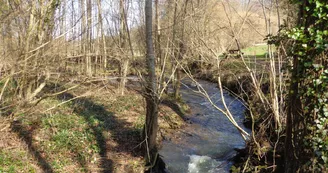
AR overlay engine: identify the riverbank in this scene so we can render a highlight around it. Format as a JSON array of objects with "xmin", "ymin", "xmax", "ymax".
[
  {"xmin": 0, "ymin": 80, "xmax": 186, "ymax": 172},
  {"xmin": 159, "ymin": 78, "xmax": 248, "ymax": 173},
  {"xmin": 0, "ymin": 66, "xmax": 277, "ymax": 173},
  {"xmin": 189, "ymin": 58, "xmax": 285, "ymax": 172}
]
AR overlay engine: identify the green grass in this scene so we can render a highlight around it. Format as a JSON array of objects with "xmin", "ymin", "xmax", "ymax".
[
  {"xmin": 108, "ymin": 95, "xmax": 141, "ymax": 113},
  {"xmin": 218, "ymin": 45, "xmax": 275, "ymax": 61},
  {"xmin": 0, "ymin": 150, "xmax": 36, "ymax": 173},
  {"xmin": 134, "ymin": 114, "xmax": 145, "ymax": 131},
  {"xmin": 1, "ymin": 83, "xmax": 158, "ymax": 172},
  {"xmin": 221, "ymin": 45, "xmax": 277, "ymax": 71},
  {"xmin": 242, "ymin": 45, "xmax": 276, "ymax": 58},
  {"xmin": 41, "ymin": 113, "xmax": 98, "ymax": 171},
  {"xmin": 16, "ymin": 98, "xmax": 100, "ymax": 172},
  {"xmin": 242, "ymin": 45, "xmax": 269, "ymax": 56}
]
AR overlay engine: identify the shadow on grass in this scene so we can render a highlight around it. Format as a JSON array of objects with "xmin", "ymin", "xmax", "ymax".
[
  {"xmin": 57, "ymin": 92, "xmax": 143, "ymax": 173},
  {"xmin": 11, "ymin": 121, "xmax": 54, "ymax": 173}
]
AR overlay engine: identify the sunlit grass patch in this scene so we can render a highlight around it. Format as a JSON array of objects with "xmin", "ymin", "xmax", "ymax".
[
  {"xmin": 3, "ymin": 85, "xmax": 183, "ymax": 173},
  {"xmin": 108, "ymin": 94, "xmax": 143, "ymax": 113},
  {"xmin": 16, "ymin": 98, "xmax": 101, "ymax": 172},
  {"xmin": 134, "ymin": 114, "xmax": 145, "ymax": 131},
  {"xmin": 0, "ymin": 150, "xmax": 36, "ymax": 173},
  {"xmin": 242, "ymin": 45, "xmax": 269, "ymax": 56},
  {"xmin": 242, "ymin": 44, "xmax": 276, "ymax": 58},
  {"xmin": 39, "ymin": 115, "xmax": 99, "ymax": 172}
]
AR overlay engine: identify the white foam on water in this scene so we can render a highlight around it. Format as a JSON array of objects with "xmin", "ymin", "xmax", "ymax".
[{"xmin": 188, "ymin": 155, "xmax": 221, "ymax": 173}]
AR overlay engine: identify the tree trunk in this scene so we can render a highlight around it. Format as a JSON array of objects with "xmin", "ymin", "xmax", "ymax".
[
  {"xmin": 144, "ymin": 0, "xmax": 159, "ymax": 172},
  {"xmin": 173, "ymin": 0, "xmax": 188, "ymax": 100},
  {"xmin": 284, "ymin": 1, "xmax": 324, "ymax": 172},
  {"xmin": 86, "ymin": 0, "xmax": 92, "ymax": 76},
  {"xmin": 96, "ymin": 0, "xmax": 107, "ymax": 71},
  {"xmin": 119, "ymin": 0, "xmax": 128, "ymax": 95},
  {"xmin": 171, "ymin": 0, "xmax": 178, "ymax": 95},
  {"xmin": 155, "ymin": 0, "xmax": 162, "ymax": 66},
  {"xmin": 285, "ymin": 55, "xmax": 303, "ymax": 172},
  {"xmin": 285, "ymin": 2, "xmax": 303, "ymax": 172},
  {"xmin": 80, "ymin": 0, "xmax": 86, "ymax": 74},
  {"xmin": 155, "ymin": 0, "xmax": 167, "ymax": 95}
]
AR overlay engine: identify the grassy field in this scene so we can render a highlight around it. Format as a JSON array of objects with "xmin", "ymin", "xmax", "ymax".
[
  {"xmin": 219, "ymin": 44, "xmax": 275, "ymax": 61},
  {"xmin": 242, "ymin": 45, "xmax": 269, "ymax": 57},
  {"xmin": 242, "ymin": 44, "xmax": 276, "ymax": 60}
]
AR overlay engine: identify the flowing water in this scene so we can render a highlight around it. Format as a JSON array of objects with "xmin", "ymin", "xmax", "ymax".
[{"xmin": 159, "ymin": 79, "xmax": 249, "ymax": 173}]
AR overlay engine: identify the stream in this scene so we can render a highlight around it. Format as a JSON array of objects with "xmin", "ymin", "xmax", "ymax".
[{"xmin": 159, "ymin": 79, "xmax": 249, "ymax": 173}]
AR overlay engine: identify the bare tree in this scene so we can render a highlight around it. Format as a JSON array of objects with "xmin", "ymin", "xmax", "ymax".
[
  {"xmin": 96, "ymin": 0, "xmax": 107, "ymax": 71},
  {"xmin": 118, "ymin": 0, "xmax": 128, "ymax": 95},
  {"xmin": 86, "ymin": 0, "xmax": 92, "ymax": 76},
  {"xmin": 155, "ymin": 0, "xmax": 162, "ymax": 66},
  {"xmin": 143, "ymin": 0, "xmax": 159, "ymax": 171}
]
